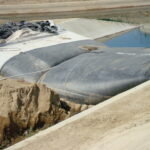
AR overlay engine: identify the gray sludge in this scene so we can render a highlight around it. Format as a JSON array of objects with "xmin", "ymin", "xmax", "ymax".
[
  {"xmin": 41, "ymin": 48, "xmax": 150, "ymax": 104},
  {"xmin": 0, "ymin": 40, "xmax": 102, "ymax": 82}
]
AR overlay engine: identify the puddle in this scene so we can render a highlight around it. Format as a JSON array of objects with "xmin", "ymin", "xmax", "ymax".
[{"xmin": 104, "ymin": 28, "xmax": 150, "ymax": 48}]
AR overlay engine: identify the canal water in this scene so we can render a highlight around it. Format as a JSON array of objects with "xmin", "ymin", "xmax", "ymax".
[{"xmin": 104, "ymin": 28, "xmax": 150, "ymax": 48}]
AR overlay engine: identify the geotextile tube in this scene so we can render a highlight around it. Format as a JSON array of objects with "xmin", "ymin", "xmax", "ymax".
[
  {"xmin": 1, "ymin": 42, "xmax": 150, "ymax": 104},
  {"xmin": 41, "ymin": 47, "xmax": 150, "ymax": 104}
]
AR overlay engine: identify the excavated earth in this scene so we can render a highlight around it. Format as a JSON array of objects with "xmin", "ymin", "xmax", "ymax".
[{"xmin": 0, "ymin": 78, "xmax": 91, "ymax": 149}]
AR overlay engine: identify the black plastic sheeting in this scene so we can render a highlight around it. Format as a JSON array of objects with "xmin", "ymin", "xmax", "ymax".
[
  {"xmin": 41, "ymin": 47, "xmax": 150, "ymax": 104},
  {"xmin": 1, "ymin": 39, "xmax": 150, "ymax": 104},
  {"xmin": 0, "ymin": 20, "xmax": 58, "ymax": 39},
  {"xmin": 0, "ymin": 40, "xmax": 103, "ymax": 82}
]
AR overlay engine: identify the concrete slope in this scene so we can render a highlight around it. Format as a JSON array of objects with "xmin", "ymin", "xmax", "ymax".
[
  {"xmin": 6, "ymin": 80, "xmax": 150, "ymax": 150},
  {"xmin": 92, "ymin": 122, "xmax": 150, "ymax": 150},
  {"xmin": 59, "ymin": 18, "xmax": 137, "ymax": 39}
]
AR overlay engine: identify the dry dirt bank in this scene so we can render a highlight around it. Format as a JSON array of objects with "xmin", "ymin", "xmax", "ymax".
[
  {"xmin": 0, "ymin": 0, "xmax": 149, "ymax": 25},
  {"xmin": 0, "ymin": 78, "xmax": 91, "ymax": 149},
  {"xmin": 0, "ymin": 0, "xmax": 148, "ymax": 5},
  {"xmin": 0, "ymin": 5, "xmax": 150, "ymax": 26}
]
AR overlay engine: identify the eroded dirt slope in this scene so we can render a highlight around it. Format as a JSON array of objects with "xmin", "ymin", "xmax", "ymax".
[{"xmin": 0, "ymin": 78, "xmax": 91, "ymax": 148}]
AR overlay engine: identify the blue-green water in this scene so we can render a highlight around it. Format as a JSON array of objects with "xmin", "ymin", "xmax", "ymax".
[{"xmin": 104, "ymin": 29, "xmax": 150, "ymax": 48}]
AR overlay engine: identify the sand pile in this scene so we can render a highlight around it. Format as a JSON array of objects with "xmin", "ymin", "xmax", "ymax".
[{"xmin": 0, "ymin": 78, "xmax": 91, "ymax": 148}]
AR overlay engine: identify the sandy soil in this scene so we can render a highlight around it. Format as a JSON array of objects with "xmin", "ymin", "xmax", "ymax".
[
  {"xmin": 0, "ymin": 0, "xmax": 150, "ymax": 14},
  {"xmin": 0, "ymin": 0, "xmax": 148, "ymax": 5},
  {"xmin": 0, "ymin": 1, "xmax": 149, "ymax": 26},
  {"xmin": 0, "ymin": 0, "xmax": 93, "ymax": 5}
]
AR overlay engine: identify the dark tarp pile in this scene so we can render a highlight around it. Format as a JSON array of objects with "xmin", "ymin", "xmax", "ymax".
[
  {"xmin": 0, "ymin": 20, "xmax": 58, "ymax": 39},
  {"xmin": 1, "ymin": 38, "xmax": 150, "ymax": 104}
]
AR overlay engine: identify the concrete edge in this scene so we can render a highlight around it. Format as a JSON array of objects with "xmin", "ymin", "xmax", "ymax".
[{"xmin": 5, "ymin": 80, "xmax": 150, "ymax": 150}]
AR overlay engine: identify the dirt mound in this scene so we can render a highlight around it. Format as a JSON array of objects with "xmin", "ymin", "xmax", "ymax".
[{"xmin": 0, "ymin": 78, "xmax": 91, "ymax": 148}]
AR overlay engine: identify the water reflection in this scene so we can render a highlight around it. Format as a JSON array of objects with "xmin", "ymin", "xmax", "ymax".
[{"xmin": 104, "ymin": 28, "xmax": 150, "ymax": 48}]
